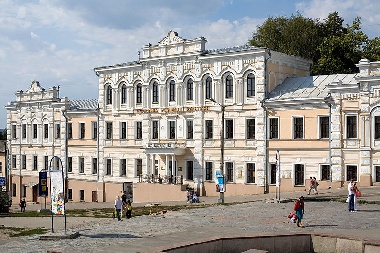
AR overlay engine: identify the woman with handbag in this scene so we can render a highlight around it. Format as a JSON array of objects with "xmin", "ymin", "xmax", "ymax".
[{"xmin": 353, "ymin": 182, "xmax": 360, "ymax": 211}]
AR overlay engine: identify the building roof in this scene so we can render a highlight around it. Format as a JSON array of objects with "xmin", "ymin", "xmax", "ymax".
[
  {"xmin": 69, "ymin": 99, "xmax": 98, "ymax": 110},
  {"xmin": 267, "ymin": 74, "xmax": 358, "ymax": 101}
]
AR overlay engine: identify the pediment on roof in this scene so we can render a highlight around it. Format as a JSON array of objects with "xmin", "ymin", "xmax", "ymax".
[
  {"xmin": 26, "ymin": 81, "xmax": 45, "ymax": 93},
  {"xmin": 159, "ymin": 31, "xmax": 185, "ymax": 45}
]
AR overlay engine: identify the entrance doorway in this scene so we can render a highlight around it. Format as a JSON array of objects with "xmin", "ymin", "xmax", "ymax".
[
  {"xmin": 32, "ymin": 185, "xmax": 38, "ymax": 203},
  {"xmin": 123, "ymin": 182, "xmax": 133, "ymax": 202},
  {"xmin": 92, "ymin": 191, "xmax": 97, "ymax": 202}
]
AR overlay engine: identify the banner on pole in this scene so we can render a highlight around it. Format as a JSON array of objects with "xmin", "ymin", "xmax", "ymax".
[
  {"xmin": 39, "ymin": 171, "xmax": 48, "ymax": 196},
  {"xmin": 216, "ymin": 171, "xmax": 225, "ymax": 193},
  {"xmin": 50, "ymin": 170, "xmax": 65, "ymax": 215}
]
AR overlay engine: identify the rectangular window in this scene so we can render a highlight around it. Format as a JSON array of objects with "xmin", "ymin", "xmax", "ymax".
[
  {"xmin": 321, "ymin": 165, "xmax": 330, "ymax": 181},
  {"xmin": 44, "ymin": 156, "xmax": 49, "ymax": 171},
  {"xmin": 375, "ymin": 166, "xmax": 380, "ymax": 182},
  {"xmin": 136, "ymin": 84, "xmax": 142, "ymax": 104},
  {"xmin": 106, "ymin": 122, "xmax": 113, "ymax": 140},
  {"xmin": 68, "ymin": 157, "xmax": 73, "ymax": 172},
  {"xmin": 79, "ymin": 123, "xmax": 85, "ymax": 139},
  {"xmin": 246, "ymin": 119, "xmax": 255, "ymax": 139},
  {"xmin": 152, "ymin": 120, "xmax": 159, "ymax": 140},
  {"xmin": 68, "ymin": 189, "xmax": 73, "ymax": 200},
  {"xmin": 22, "ymin": 155, "xmax": 26, "ymax": 170},
  {"xmin": 293, "ymin": 117, "xmax": 304, "ymax": 139},
  {"xmin": 346, "ymin": 115, "xmax": 357, "ymax": 139},
  {"xmin": 22, "ymin": 185, "xmax": 27, "ymax": 198},
  {"xmin": 80, "ymin": 190, "xmax": 84, "ymax": 201},
  {"xmin": 33, "ymin": 156, "xmax": 38, "ymax": 171},
  {"xmin": 246, "ymin": 163, "xmax": 255, "ymax": 183},
  {"xmin": 120, "ymin": 159, "xmax": 126, "ymax": 176},
  {"xmin": 347, "ymin": 165, "xmax": 357, "ymax": 181},
  {"xmin": 55, "ymin": 124, "xmax": 60, "ymax": 139},
  {"xmin": 187, "ymin": 120, "xmax": 193, "ymax": 139},
  {"xmin": 294, "ymin": 164, "xmax": 305, "ymax": 186},
  {"xmin": 120, "ymin": 122, "xmax": 127, "ymax": 140},
  {"xmin": 169, "ymin": 81, "xmax": 175, "ymax": 102},
  {"xmin": 0, "ymin": 162, "xmax": 2, "ymax": 173},
  {"xmin": 169, "ymin": 121, "xmax": 176, "ymax": 139},
  {"xmin": 226, "ymin": 162, "xmax": 234, "ymax": 182},
  {"xmin": 375, "ymin": 116, "xmax": 380, "ymax": 139},
  {"xmin": 22, "ymin": 124, "xmax": 26, "ymax": 139},
  {"xmin": 152, "ymin": 83, "xmax": 159, "ymax": 103},
  {"xmin": 136, "ymin": 159, "xmax": 142, "ymax": 177},
  {"xmin": 319, "ymin": 116, "xmax": 330, "ymax": 139},
  {"xmin": 33, "ymin": 124, "xmax": 38, "ymax": 139},
  {"xmin": 205, "ymin": 120, "xmax": 213, "ymax": 139},
  {"xmin": 44, "ymin": 124, "xmax": 49, "ymax": 139},
  {"xmin": 225, "ymin": 119, "xmax": 233, "ymax": 139},
  {"xmin": 106, "ymin": 159, "xmax": 112, "ymax": 175},
  {"xmin": 92, "ymin": 158, "xmax": 97, "ymax": 175},
  {"xmin": 186, "ymin": 160, "xmax": 194, "ymax": 180},
  {"xmin": 92, "ymin": 121, "xmax": 98, "ymax": 140},
  {"xmin": 12, "ymin": 124, "xmax": 16, "ymax": 139},
  {"xmin": 79, "ymin": 157, "xmax": 84, "ymax": 174},
  {"xmin": 205, "ymin": 162, "xmax": 212, "ymax": 181},
  {"xmin": 12, "ymin": 155, "xmax": 16, "ymax": 168},
  {"xmin": 269, "ymin": 118, "xmax": 279, "ymax": 139},
  {"xmin": 136, "ymin": 121, "xmax": 142, "ymax": 140},
  {"xmin": 67, "ymin": 122, "xmax": 73, "ymax": 139}
]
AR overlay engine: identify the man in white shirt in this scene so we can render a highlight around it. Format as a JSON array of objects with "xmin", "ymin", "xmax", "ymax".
[{"xmin": 348, "ymin": 179, "xmax": 355, "ymax": 212}]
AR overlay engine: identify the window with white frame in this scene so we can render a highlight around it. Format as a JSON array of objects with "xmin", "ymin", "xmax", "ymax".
[
  {"xmin": 44, "ymin": 156, "xmax": 49, "ymax": 171},
  {"xmin": 121, "ymin": 83, "xmax": 127, "ymax": 104},
  {"xmin": 92, "ymin": 158, "xmax": 97, "ymax": 175},
  {"xmin": 12, "ymin": 124, "xmax": 16, "ymax": 139},
  {"xmin": 269, "ymin": 118, "xmax": 279, "ymax": 139},
  {"xmin": 92, "ymin": 121, "xmax": 97, "ymax": 140},
  {"xmin": 246, "ymin": 163, "xmax": 255, "ymax": 183},
  {"xmin": 12, "ymin": 155, "xmax": 16, "ymax": 168},
  {"xmin": 55, "ymin": 124, "xmax": 60, "ymax": 139},
  {"xmin": 169, "ymin": 80, "xmax": 175, "ymax": 102},
  {"xmin": 319, "ymin": 116, "xmax": 330, "ymax": 139},
  {"xmin": 152, "ymin": 120, "xmax": 159, "ymax": 139},
  {"xmin": 79, "ymin": 157, "xmax": 85, "ymax": 174},
  {"xmin": 120, "ymin": 122, "xmax": 127, "ymax": 140},
  {"xmin": 22, "ymin": 155, "xmax": 26, "ymax": 170},
  {"xmin": 186, "ymin": 120, "xmax": 193, "ymax": 139},
  {"xmin": 136, "ymin": 83, "xmax": 142, "ymax": 104},
  {"xmin": 186, "ymin": 78, "xmax": 193, "ymax": 101},
  {"xmin": 136, "ymin": 121, "xmax": 142, "ymax": 140},
  {"xmin": 225, "ymin": 119, "xmax": 233, "ymax": 139},
  {"xmin": 246, "ymin": 73, "xmax": 255, "ymax": 97},
  {"xmin": 226, "ymin": 162, "xmax": 234, "ymax": 182},
  {"xmin": 375, "ymin": 116, "xmax": 380, "ymax": 139},
  {"xmin": 152, "ymin": 81, "xmax": 159, "ymax": 103},
  {"xmin": 68, "ymin": 157, "xmax": 73, "ymax": 172},
  {"xmin": 346, "ymin": 115, "xmax": 357, "ymax": 139},
  {"xmin": 33, "ymin": 123, "xmax": 38, "ymax": 139},
  {"xmin": 225, "ymin": 74, "xmax": 233, "ymax": 98},
  {"xmin": 106, "ymin": 122, "xmax": 113, "ymax": 140},
  {"xmin": 294, "ymin": 164, "xmax": 305, "ymax": 186},
  {"xmin": 106, "ymin": 85, "xmax": 112, "ymax": 105},
  {"xmin": 79, "ymin": 123, "xmax": 85, "ymax": 139},
  {"xmin": 120, "ymin": 159, "xmax": 126, "ymax": 176},
  {"xmin": 293, "ymin": 117, "xmax": 304, "ymax": 139},
  {"xmin": 186, "ymin": 160, "xmax": 194, "ymax": 180},
  {"xmin": 205, "ymin": 162, "xmax": 213, "ymax": 181},
  {"xmin": 67, "ymin": 122, "xmax": 73, "ymax": 139},
  {"xmin": 346, "ymin": 165, "xmax": 357, "ymax": 181},
  {"xmin": 321, "ymin": 164, "xmax": 330, "ymax": 181},
  {"xmin": 136, "ymin": 159, "xmax": 142, "ymax": 177},
  {"xmin": 205, "ymin": 77, "xmax": 212, "ymax": 100},
  {"xmin": 106, "ymin": 159, "xmax": 112, "ymax": 175},
  {"xmin": 44, "ymin": 123, "xmax": 49, "ymax": 139},
  {"xmin": 246, "ymin": 118, "xmax": 255, "ymax": 139},
  {"xmin": 205, "ymin": 120, "xmax": 213, "ymax": 139},
  {"xmin": 22, "ymin": 124, "xmax": 26, "ymax": 139},
  {"xmin": 33, "ymin": 156, "xmax": 38, "ymax": 171},
  {"xmin": 168, "ymin": 121, "xmax": 176, "ymax": 139}
]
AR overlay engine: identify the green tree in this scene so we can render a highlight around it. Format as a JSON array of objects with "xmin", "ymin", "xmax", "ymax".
[{"xmin": 249, "ymin": 12, "xmax": 379, "ymax": 75}]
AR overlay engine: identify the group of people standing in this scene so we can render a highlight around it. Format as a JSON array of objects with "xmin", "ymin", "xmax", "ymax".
[{"xmin": 114, "ymin": 191, "xmax": 132, "ymax": 221}]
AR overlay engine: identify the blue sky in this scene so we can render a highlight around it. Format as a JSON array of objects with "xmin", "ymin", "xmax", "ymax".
[{"xmin": 0, "ymin": 0, "xmax": 379, "ymax": 127}]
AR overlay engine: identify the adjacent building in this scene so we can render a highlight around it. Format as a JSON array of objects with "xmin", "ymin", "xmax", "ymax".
[{"xmin": 5, "ymin": 31, "xmax": 380, "ymax": 203}]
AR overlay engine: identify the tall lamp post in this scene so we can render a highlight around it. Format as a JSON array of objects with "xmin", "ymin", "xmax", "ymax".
[{"xmin": 209, "ymin": 98, "xmax": 225, "ymax": 203}]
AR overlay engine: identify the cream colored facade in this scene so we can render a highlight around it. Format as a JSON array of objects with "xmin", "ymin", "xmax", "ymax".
[{"xmin": 6, "ymin": 32, "xmax": 379, "ymax": 203}]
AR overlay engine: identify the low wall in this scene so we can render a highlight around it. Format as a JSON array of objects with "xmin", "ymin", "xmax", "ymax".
[
  {"xmin": 133, "ymin": 183, "xmax": 186, "ymax": 203},
  {"xmin": 145, "ymin": 234, "xmax": 380, "ymax": 253}
]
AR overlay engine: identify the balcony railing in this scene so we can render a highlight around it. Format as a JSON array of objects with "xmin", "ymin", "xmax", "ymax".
[{"xmin": 138, "ymin": 174, "xmax": 183, "ymax": 185}]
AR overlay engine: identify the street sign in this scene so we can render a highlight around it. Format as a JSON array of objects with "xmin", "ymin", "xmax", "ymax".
[{"xmin": 39, "ymin": 171, "xmax": 48, "ymax": 196}]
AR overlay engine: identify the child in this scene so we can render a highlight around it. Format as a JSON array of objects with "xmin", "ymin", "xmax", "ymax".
[{"xmin": 288, "ymin": 212, "xmax": 298, "ymax": 223}]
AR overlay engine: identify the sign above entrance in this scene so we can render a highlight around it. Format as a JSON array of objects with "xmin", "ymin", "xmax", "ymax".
[{"xmin": 135, "ymin": 106, "xmax": 210, "ymax": 114}]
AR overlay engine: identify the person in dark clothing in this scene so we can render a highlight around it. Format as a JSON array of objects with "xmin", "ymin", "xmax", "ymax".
[{"xmin": 20, "ymin": 198, "xmax": 26, "ymax": 212}]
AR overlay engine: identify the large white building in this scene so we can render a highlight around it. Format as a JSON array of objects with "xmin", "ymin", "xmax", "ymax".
[{"xmin": 6, "ymin": 31, "xmax": 380, "ymax": 203}]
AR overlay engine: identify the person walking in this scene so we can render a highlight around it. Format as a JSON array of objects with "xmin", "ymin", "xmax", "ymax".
[
  {"xmin": 20, "ymin": 198, "xmax": 26, "ymax": 212},
  {"xmin": 313, "ymin": 177, "xmax": 319, "ymax": 194},
  {"xmin": 307, "ymin": 177, "xmax": 315, "ymax": 195},
  {"xmin": 126, "ymin": 200, "xmax": 132, "ymax": 219},
  {"xmin": 353, "ymin": 182, "xmax": 359, "ymax": 211},
  {"xmin": 348, "ymin": 179, "xmax": 355, "ymax": 212},
  {"xmin": 114, "ymin": 196, "xmax": 123, "ymax": 221},
  {"xmin": 121, "ymin": 191, "xmax": 127, "ymax": 218},
  {"xmin": 293, "ymin": 196, "xmax": 305, "ymax": 228}
]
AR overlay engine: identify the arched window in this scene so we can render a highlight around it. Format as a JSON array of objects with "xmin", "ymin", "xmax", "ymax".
[
  {"xmin": 121, "ymin": 83, "xmax": 127, "ymax": 104},
  {"xmin": 247, "ymin": 73, "xmax": 255, "ymax": 97},
  {"xmin": 169, "ymin": 80, "xmax": 175, "ymax": 102},
  {"xmin": 136, "ymin": 83, "xmax": 142, "ymax": 104},
  {"xmin": 106, "ymin": 85, "xmax": 112, "ymax": 105},
  {"xmin": 152, "ymin": 81, "xmax": 159, "ymax": 103},
  {"xmin": 187, "ymin": 78, "xmax": 193, "ymax": 101},
  {"xmin": 225, "ymin": 74, "xmax": 233, "ymax": 98},
  {"xmin": 205, "ymin": 76, "xmax": 212, "ymax": 99}
]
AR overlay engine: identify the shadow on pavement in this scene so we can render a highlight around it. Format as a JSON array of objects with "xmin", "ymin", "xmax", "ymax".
[{"xmin": 82, "ymin": 233, "xmax": 141, "ymax": 239}]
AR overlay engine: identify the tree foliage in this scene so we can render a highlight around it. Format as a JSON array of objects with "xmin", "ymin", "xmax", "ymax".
[{"xmin": 249, "ymin": 12, "xmax": 380, "ymax": 75}]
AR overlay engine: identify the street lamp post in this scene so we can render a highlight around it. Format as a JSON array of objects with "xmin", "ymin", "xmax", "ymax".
[{"xmin": 209, "ymin": 98, "xmax": 225, "ymax": 203}]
